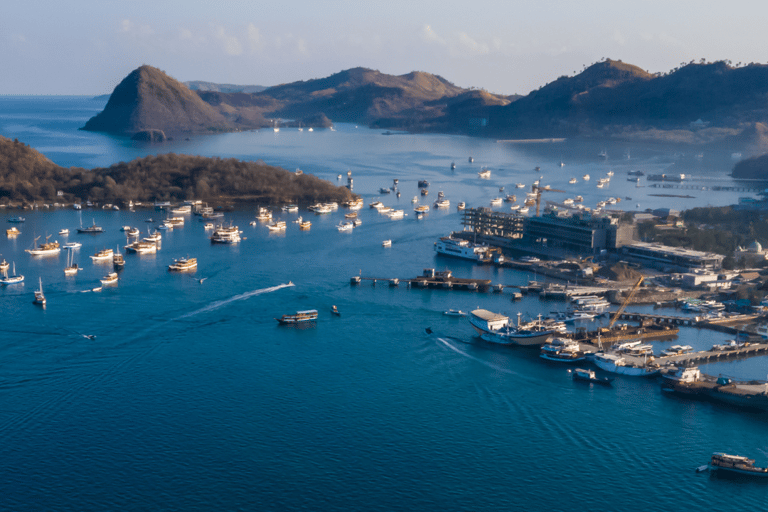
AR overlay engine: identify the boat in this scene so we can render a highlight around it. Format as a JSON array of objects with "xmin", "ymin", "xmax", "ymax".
[
  {"xmin": 168, "ymin": 257, "xmax": 198, "ymax": 272},
  {"xmin": 267, "ymin": 221, "xmax": 287, "ymax": 232},
  {"xmin": 73, "ymin": 203, "xmax": 82, "ymax": 210},
  {"xmin": 7, "ymin": 216, "xmax": 25, "ymax": 223},
  {"xmin": 434, "ymin": 200, "xmax": 450, "ymax": 209},
  {"xmin": 127, "ymin": 227, "xmax": 141, "ymax": 237},
  {"xmin": 0, "ymin": 259, "xmax": 7, "ymax": 273},
  {"xmin": 478, "ymin": 168, "xmax": 491, "ymax": 179},
  {"xmin": 282, "ymin": 205, "xmax": 299, "ymax": 213},
  {"xmin": 337, "ymin": 222, "xmax": 354, "ymax": 232},
  {"xmin": 353, "ymin": 219, "xmax": 362, "ymax": 227},
  {"xmin": 515, "ymin": 183, "xmax": 525, "ymax": 189},
  {"xmin": 299, "ymin": 220, "xmax": 312, "ymax": 230},
  {"xmin": 379, "ymin": 187, "xmax": 391, "ymax": 194},
  {"xmin": 490, "ymin": 198, "xmax": 502, "ymax": 206},
  {"xmin": 100, "ymin": 272, "xmax": 118, "ymax": 285},
  {"xmin": 414, "ymin": 205, "xmax": 430, "ymax": 214},
  {"xmin": 569, "ymin": 178, "xmax": 577, "ymax": 184},
  {"xmin": 518, "ymin": 207, "xmax": 530, "ymax": 214},
  {"xmin": 592, "ymin": 352, "xmax": 659, "ymax": 376},
  {"xmin": 331, "ymin": 305, "xmax": 341, "ymax": 316},
  {"xmin": 479, "ymin": 314, "xmax": 560, "ymax": 346},
  {"xmin": 457, "ymin": 202, "xmax": 466, "ymax": 210},
  {"xmin": 504, "ymin": 195, "xmax": 516, "ymax": 203},
  {"xmin": 64, "ymin": 242, "xmax": 82, "ymax": 249},
  {"xmin": 451, "ymin": 162, "xmax": 456, "ymax": 170},
  {"xmin": 443, "ymin": 309, "xmax": 467, "ymax": 317},
  {"xmin": 157, "ymin": 222, "xmax": 173, "ymax": 230},
  {"xmin": 59, "ymin": 228, "xmax": 69, "ymax": 235},
  {"xmin": 598, "ymin": 149, "xmax": 607, "ymax": 158},
  {"xmin": 26, "ymin": 235, "xmax": 61, "ymax": 256},
  {"xmin": 434, "ymin": 236, "xmax": 492, "ymax": 261},
  {"xmin": 582, "ymin": 174, "xmax": 590, "ymax": 181},
  {"xmin": 571, "ymin": 368, "xmax": 613, "ymax": 385},
  {"xmin": 77, "ymin": 219, "xmax": 104, "ymax": 234},
  {"xmin": 143, "ymin": 230, "xmax": 162, "ymax": 243},
  {"xmin": 369, "ymin": 201, "xmax": 384, "ymax": 210},
  {"xmin": 275, "ymin": 310, "xmax": 319, "ymax": 324},
  {"xmin": 709, "ymin": 453, "xmax": 768, "ymax": 477},
  {"xmin": 659, "ymin": 344, "xmax": 693, "ymax": 356},
  {"xmin": 125, "ymin": 241, "xmax": 158, "ymax": 254},
  {"xmin": 210, "ymin": 224, "xmax": 241, "ymax": 244},
  {"xmin": 388, "ymin": 209, "xmax": 405, "ymax": 219},
  {"xmin": 34, "ymin": 277, "xmax": 46, "ymax": 306},
  {"xmin": 6, "ymin": 227, "xmax": 21, "ymax": 237},
  {"xmin": 468, "ymin": 156, "xmax": 474, "ymax": 163},
  {"xmin": 90, "ymin": 248, "xmax": 114, "ymax": 261},
  {"xmin": 418, "ymin": 180, "xmax": 429, "ymax": 188},
  {"xmin": 382, "ymin": 240, "xmax": 392, "ymax": 247},
  {"xmin": 412, "ymin": 196, "xmax": 419, "ymax": 203},
  {"xmin": 468, "ymin": 309, "xmax": 510, "ymax": 334},
  {"xmin": 421, "ymin": 188, "xmax": 429, "ymax": 196},
  {"xmin": 540, "ymin": 338, "xmax": 586, "ymax": 362},
  {"xmin": 345, "ymin": 212, "xmax": 358, "ymax": 219},
  {"xmin": 0, "ymin": 262, "xmax": 24, "ymax": 285},
  {"xmin": 64, "ymin": 247, "xmax": 80, "ymax": 275},
  {"xmin": 255, "ymin": 207, "xmax": 272, "ymax": 221},
  {"xmin": 112, "ymin": 246, "xmax": 125, "ymax": 270},
  {"xmin": 171, "ymin": 205, "xmax": 192, "ymax": 215}
]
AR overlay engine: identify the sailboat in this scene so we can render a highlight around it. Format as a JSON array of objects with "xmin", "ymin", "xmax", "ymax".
[
  {"xmin": 34, "ymin": 277, "xmax": 46, "ymax": 305},
  {"xmin": 0, "ymin": 262, "xmax": 24, "ymax": 285},
  {"xmin": 113, "ymin": 244, "xmax": 125, "ymax": 270},
  {"xmin": 64, "ymin": 246, "xmax": 80, "ymax": 275}
]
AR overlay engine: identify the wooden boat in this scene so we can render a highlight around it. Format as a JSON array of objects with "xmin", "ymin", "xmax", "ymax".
[
  {"xmin": 113, "ymin": 245, "xmax": 125, "ymax": 270},
  {"xmin": 100, "ymin": 272, "xmax": 118, "ymax": 285},
  {"xmin": 168, "ymin": 257, "xmax": 197, "ymax": 272},
  {"xmin": 275, "ymin": 310, "xmax": 318, "ymax": 324},
  {"xmin": 331, "ymin": 305, "xmax": 341, "ymax": 317},
  {"xmin": 710, "ymin": 453, "xmax": 768, "ymax": 477},
  {"xmin": 6, "ymin": 227, "xmax": 21, "ymax": 237},
  {"xmin": 299, "ymin": 220, "xmax": 312, "ymax": 230}
]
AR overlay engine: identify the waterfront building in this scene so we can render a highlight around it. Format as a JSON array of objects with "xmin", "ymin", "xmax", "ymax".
[{"xmin": 620, "ymin": 241, "xmax": 724, "ymax": 272}]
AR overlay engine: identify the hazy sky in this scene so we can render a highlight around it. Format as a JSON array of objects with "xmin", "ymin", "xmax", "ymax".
[{"xmin": 3, "ymin": 0, "xmax": 768, "ymax": 95}]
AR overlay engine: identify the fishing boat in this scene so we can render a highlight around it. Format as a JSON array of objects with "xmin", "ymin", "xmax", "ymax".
[
  {"xmin": 6, "ymin": 227, "xmax": 21, "ymax": 237},
  {"xmin": 113, "ymin": 245, "xmax": 125, "ymax": 270},
  {"xmin": 90, "ymin": 248, "xmax": 114, "ymax": 262},
  {"xmin": 26, "ymin": 235, "xmax": 61, "ymax": 256},
  {"xmin": 0, "ymin": 262, "xmax": 24, "ymax": 285},
  {"xmin": 571, "ymin": 368, "xmax": 614, "ymax": 385},
  {"xmin": 710, "ymin": 453, "xmax": 768, "ymax": 477},
  {"xmin": 267, "ymin": 221, "xmax": 287, "ymax": 232},
  {"xmin": 168, "ymin": 257, "xmax": 198, "ymax": 272},
  {"xmin": 275, "ymin": 310, "xmax": 318, "ymax": 324},
  {"xmin": 34, "ymin": 277, "xmax": 46, "ymax": 306},
  {"xmin": 540, "ymin": 338, "xmax": 586, "ymax": 362},
  {"xmin": 77, "ymin": 219, "xmax": 104, "ymax": 234},
  {"xmin": 64, "ymin": 247, "xmax": 80, "ymax": 275},
  {"xmin": 475, "ymin": 313, "xmax": 560, "ymax": 346},
  {"xmin": 100, "ymin": 272, "xmax": 118, "ymax": 285}
]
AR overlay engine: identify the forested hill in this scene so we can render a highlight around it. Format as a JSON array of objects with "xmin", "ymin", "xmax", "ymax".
[{"xmin": 0, "ymin": 136, "xmax": 354, "ymax": 205}]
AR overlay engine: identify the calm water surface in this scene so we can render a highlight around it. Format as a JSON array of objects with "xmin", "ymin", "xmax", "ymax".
[{"xmin": 0, "ymin": 97, "xmax": 766, "ymax": 511}]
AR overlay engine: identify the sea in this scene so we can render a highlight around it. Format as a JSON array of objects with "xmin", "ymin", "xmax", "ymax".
[{"xmin": 0, "ymin": 96, "xmax": 766, "ymax": 511}]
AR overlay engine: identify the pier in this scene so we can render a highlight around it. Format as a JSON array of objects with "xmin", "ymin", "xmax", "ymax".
[
  {"xmin": 617, "ymin": 312, "xmax": 761, "ymax": 331},
  {"xmin": 655, "ymin": 343, "xmax": 768, "ymax": 366}
]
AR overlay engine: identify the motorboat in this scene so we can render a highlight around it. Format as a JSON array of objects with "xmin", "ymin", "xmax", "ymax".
[
  {"xmin": 540, "ymin": 338, "xmax": 586, "ymax": 362},
  {"xmin": 256, "ymin": 207, "xmax": 272, "ymax": 221},
  {"xmin": 457, "ymin": 202, "xmax": 466, "ymax": 210},
  {"xmin": 382, "ymin": 240, "xmax": 392, "ymax": 247},
  {"xmin": 125, "ymin": 241, "xmax": 158, "ymax": 254},
  {"xmin": 569, "ymin": 178, "xmax": 577, "ymax": 184},
  {"xmin": 157, "ymin": 222, "xmax": 173, "ymax": 230},
  {"xmin": 571, "ymin": 368, "xmax": 613, "ymax": 385},
  {"xmin": 171, "ymin": 205, "xmax": 192, "ymax": 215},
  {"xmin": 443, "ymin": 309, "xmax": 467, "ymax": 317},
  {"xmin": 504, "ymin": 195, "xmax": 516, "ymax": 203},
  {"xmin": 353, "ymin": 219, "xmax": 362, "ymax": 227},
  {"xmin": 414, "ymin": 205, "xmax": 430, "ymax": 213},
  {"xmin": 345, "ymin": 212, "xmax": 358, "ymax": 219},
  {"xmin": 369, "ymin": 201, "xmax": 384, "ymax": 209},
  {"xmin": 388, "ymin": 210, "xmax": 405, "ymax": 219},
  {"xmin": 331, "ymin": 305, "xmax": 341, "ymax": 316},
  {"xmin": 204, "ymin": 223, "xmax": 214, "ymax": 230},
  {"xmin": 90, "ymin": 248, "xmax": 114, "ymax": 262},
  {"xmin": 434, "ymin": 200, "xmax": 450, "ymax": 209},
  {"xmin": 267, "ymin": 221, "xmax": 287, "ymax": 232},
  {"xmin": 412, "ymin": 196, "xmax": 419, "ymax": 203},
  {"xmin": 100, "ymin": 272, "xmax": 118, "ymax": 285},
  {"xmin": 168, "ymin": 257, "xmax": 198, "ymax": 272},
  {"xmin": 113, "ymin": 246, "xmax": 125, "ymax": 270},
  {"xmin": 516, "ymin": 183, "xmax": 526, "ymax": 189},
  {"xmin": 144, "ymin": 230, "xmax": 162, "ymax": 242},
  {"xmin": 478, "ymin": 168, "xmax": 491, "ymax": 179},
  {"xmin": 282, "ymin": 205, "xmax": 299, "ymax": 213},
  {"xmin": 490, "ymin": 198, "xmax": 502, "ymax": 206},
  {"xmin": 64, "ymin": 242, "xmax": 82, "ymax": 249},
  {"xmin": 59, "ymin": 228, "xmax": 69, "ymax": 235},
  {"xmin": 127, "ymin": 227, "xmax": 141, "ymax": 237},
  {"xmin": 275, "ymin": 310, "xmax": 318, "ymax": 324},
  {"xmin": 582, "ymin": 174, "xmax": 590, "ymax": 181},
  {"xmin": 299, "ymin": 220, "xmax": 312, "ymax": 230},
  {"xmin": 34, "ymin": 277, "xmax": 46, "ymax": 306}
]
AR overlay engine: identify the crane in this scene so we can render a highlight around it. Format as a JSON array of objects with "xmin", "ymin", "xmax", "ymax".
[{"xmin": 607, "ymin": 276, "xmax": 644, "ymax": 330}]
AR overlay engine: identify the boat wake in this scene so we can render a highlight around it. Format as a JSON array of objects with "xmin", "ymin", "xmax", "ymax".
[
  {"xmin": 175, "ymin": 282, "xmax": 294, "ymax": 321},
  {"xmin": 436, "ymin": 336, "xmax": 515, "ymax": 375}
]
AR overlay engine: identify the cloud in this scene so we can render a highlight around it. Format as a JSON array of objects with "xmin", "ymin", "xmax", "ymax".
[
  {"xmin": 613, "ymin": 29, "xmax": 626, "ymax": 46},
  {"xmin": 246, "ymin": 23, "xmax": 261, "ymax": 52},
  {"xmin": 215, "ymin": 25, "xmax": 243, "ymax": 56},
  {"xmin": 458, "ymin": 32, "xmax": 489, "ymax": 55},
  {"xmin": 421, "ymin": 24, "xmax": 445, "ymax": 45}
]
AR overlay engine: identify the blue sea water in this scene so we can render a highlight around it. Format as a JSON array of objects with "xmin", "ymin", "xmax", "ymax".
[{"xmin": 0, "ymin": 97, "xmax": 767, "ymax": 511}]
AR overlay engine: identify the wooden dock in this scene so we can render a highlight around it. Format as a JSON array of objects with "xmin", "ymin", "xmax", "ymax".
[{"xmin": 655, "ymin": 343, "xmax": 768, "ymax": 365}]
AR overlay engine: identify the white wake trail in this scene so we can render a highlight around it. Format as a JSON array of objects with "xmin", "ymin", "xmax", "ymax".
[
  {"xmin": 175, "ymin": 282, "xmax": 294, "ymax": 320},
  {"xmin": 436, "ymin": 337, "xmax": 514, "ymax": 374}
]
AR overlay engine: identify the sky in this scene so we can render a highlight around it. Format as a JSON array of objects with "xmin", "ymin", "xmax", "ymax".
[{"xmin": 3, "ymin": 0, "xmax": 768, "ymax": 95}]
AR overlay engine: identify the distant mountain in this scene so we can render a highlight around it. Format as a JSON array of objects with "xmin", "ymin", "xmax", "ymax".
[
  {"xmin": 185, "ymin": 81, "xmax": 267, "ymax": 94},
  {"xmin": 82, "ymin": 65, "xmax": 266, "ymax": 136},
  {"xmin": 481, "ymin": 59, "xmax": 768, "ymax": 144},
  {"xmin": 732, "ymin": 148, "xmax": 768, "ymax": 179}
]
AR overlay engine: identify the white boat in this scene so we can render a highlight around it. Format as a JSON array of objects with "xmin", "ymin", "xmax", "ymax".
[
  {"xmin": 282, "ymin": 205, "xmax": 299, "ymax": 213},
  {"xmin": 382, "ymin": 240, "xmax": 392, "ymax": 247},
  {"xmin": 457, "ymin": 202, "xmax": 466, "ymax": 210},
  {"xmin": 478, "ymin": 168, "xmax": 491, "ymax": 179},
  {"xmin": 64, "ymin": 247, "xmax": 80, "ymax": 275},
  {"xmin": 434, "ymin": 200, "xmax": 450, "ymax": 209},
  {"xmin": 434, "ymin": 236, "xmax": 492, "ymax": 261},
  {"xmin": 516, "ymin": 183, "xmax": 525, "ymax": 189},
  {"xmin": 353, "ymin": 219, "xmax": 362, "ymax": 227},
  {"xmin": 490, "ymin": 198, "xmax": 502, "ymax": 206},
  {"xmin": 204, "ymin": 223, "xmax": 214, "ymax": 230},
  {"xmin": 144, "ymin": 230, "xmax": 162, "ymax": 242},
  {"xmin": 255, "ymin": 207, "xmax": 272, "ymax": 221},
  {"xmin": 388, "ymin": 209, "xmax": 405, "ymax": 219},
  {"xmin": 125, "ymin": 241, "xmax": 157, "ymax": 254},
  {"xmin": 468, "ymin": 309, "xmax": 510, "ymax": 334},
  {"xmin": 540, "ymin": 338, "xmax": 586, "ymax": 362},
  {"xmin": 569, "ymin": 178, "xmax": 577, "ymax": 184},
  {"xmin": 34, "ymin": 277, "xmax": 46, "ymax": 305},
  {"xmin": 582, "ymin": 174, "xmax": 590, "ymax": 180},
  {"xmin": 90, "ymin": 248, "xmax": 114, "ymax": 261},
  {"xmin": 210, "ymin": 224, "xmax": 241, "ymax": 244},
  {"xmin": 414, "ymin": 205, "xmax": 430, "ymax": 213},
  {"xmin": 0, "ymin": 262, "xmax": 24, "ymax": 285},
  {"xmin": 171, "ymin": 205, "xmax": 192, "ymax": 215},
  {"xmin": 337, "ymin": 222, "xmax": 354, "ymax": 232},
  {"xmin": 64, "ymin": 242, "xmax": 82, "ymax": 249},
  {"xmin": 299, "ymin": 220, "xmax": 311, "ymax": 230},
  {"xmin": 275, "ymin": 310, "xmax": 318, "ymax": 324},
  {"xmin": 412, "ymin": 196, "xmax": 419, "ymax": 203},
  {"xmin": 100, "ymin": 272, "xmax": 118, "ymax": 285},
  {"xmin": 518, "ymin": 207, "xmax": 530, "ymax": 214},
  {"xmin": 660, "ymin": 345, "xmax": 693, "ymax": 356},
  {"xmin": 26, "ymin": 235, "xmax": 61, "ymax": 256},
  {"xmin": 127, "ymin": 227, "xmax": 141, "ymax": 237},
  {"xmin": 369, "ymin": 201, "xmax": 385, "ymax": 209},
  {"xmin": 59, "ymin": 228, "xmax": 69, "ymax": 236},
  {"xmin": 157, "ymin": 222, "xmax": 173, "ymax": 230},
  {"xmin": 168, "ymin": 257, "xmax": 198, "ymax": 272},
  {"xmin": 592, "ymin": 352, "xmax": 659, "ymax": 376},
  {"xmin": 479, "ymin": 314, "xmax": 559, "ymax": 346},
  {"xmin": 267, "ymin": 221, "xmax": 287, "ymax": 232}
]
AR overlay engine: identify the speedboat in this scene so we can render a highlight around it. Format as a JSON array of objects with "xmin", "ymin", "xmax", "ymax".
[
  {"xmin": 443, "ymin": 309, "xmax": 467, "ymax": 317},
  {"xmin": 64, "ymin": 241, "xmax": 82, "ymax": 249},
  {"xmin": 457, "ymin": 202, "xmax": 466, "ymax": 210},
  {"xmin": 582, "ymin": 174, "xmax": 590, "ymax": 181},
  {"xmin": 571, "ymin": 368, "xmax": 613, "ymax": 385},
  {"xmin": 59, "ymin": 228, "xmax": 69, "ymax": 236}
]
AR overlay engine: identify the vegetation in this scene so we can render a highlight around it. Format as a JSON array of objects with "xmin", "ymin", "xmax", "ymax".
[
  {"xmin": 0, "ymin": 136, "xmax": 355, "ymax": 206},
  {"xmin": 732, "ymin": 153, "xmax": 768, "ymax": 179}
]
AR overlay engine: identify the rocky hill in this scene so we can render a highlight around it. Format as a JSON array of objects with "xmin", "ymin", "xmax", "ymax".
[
  {"xmin": 0, "ymin": 135, "xmax": 353, "ymax": 205},
  {"xmin": 82, "ymin": 66, "xmax": 267, "ymax": 137}
]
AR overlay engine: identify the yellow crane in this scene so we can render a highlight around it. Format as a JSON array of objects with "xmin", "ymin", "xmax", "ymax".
[{"xmin": 607, "ymin": 276, "xmax": 644, "ymax": 330}]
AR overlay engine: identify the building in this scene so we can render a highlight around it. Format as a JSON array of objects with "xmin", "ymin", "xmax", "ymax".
[
  {"xmin": 524, "ymin": 211, "xmax": 634, "ymax": 254},
  {"xmin": 620, "ymin": 242, "xmax": 724, "ymax": 272}
]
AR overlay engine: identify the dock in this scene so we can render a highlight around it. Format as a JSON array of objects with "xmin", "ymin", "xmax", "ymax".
[
  {"xmin": 655, "ymin": 343, "xmax": 768, "ymax": 365},
  {"xmin": 617, "ymin": 312, "xmax": 761, "ymax": 331}
]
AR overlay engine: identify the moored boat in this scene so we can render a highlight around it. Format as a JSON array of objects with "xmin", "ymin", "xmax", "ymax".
[
  {"xmin": 299, "ymin": 220, "xmax": 312, "ymax": 230},
  {"xmin": 382, "ymin": 240, "xmax": 392, "ymax": 247},
  {"xmin": 275, "ymin": 310, "xmax": 318, "ymax": 324},
  {"xmin": 125, "ymin": 241, "xmax": 157, "ymax": 254},
  {"xmin": 267, "ymin": 221, "xmax": 287, "ymax": 232},
  {"xmin": 540, "ymin": 338, "xmax": 586, "ymax": 362},
  {"xmin": 34, "ymin": 277, "xmax": 46, "ymax": 305},
  {"xmin": 210, "ymin": 224, "xmax": 241, "ymax": 244},
  {"xmin": 0, "ymin": 262, "xmax": 24, "ymax": 285},
  {"xmin": 113, "ymin": 245, "xmax": 125, "ymax": 270},
  {"xmin": 6, "ymin": 227, "xmax": 21, "ymax": 237},
  {"xmin": 710, "ymin": 453, "xmax": 768, "ymax": 477},
  {"xmin": 77, "ymin": 219, "xmax": 104, "ymax": 234},
  {"xmin": 592, "ymin": 352, "xmax": 660, "ymax": 376},
  {"xmin": 26, "ymin": 235, "xmax": 61, "ymax": 256},
  {"xmin": 90, "ymin": 248, "xmax": 114, "ymax": 262}
]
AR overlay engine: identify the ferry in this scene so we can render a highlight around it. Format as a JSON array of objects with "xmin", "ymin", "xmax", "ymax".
[
  {"xmin": 210, "ymin": 224, "xmax": 241, "ymax": 244},
  {"xmin": 540, "ymin": 338, "xmax": 586, "ymax": 362},
  {"xmin": 168, "ymin": 257, "xmax": 198, "ymax": 272},
  {"xmin": 90, "ymin": 248, "xmax": 114, "ymax": 261},
  {"xmin": 569, "ymin": 178, "xmax": 577, "ymax": 184},
  {"xmin": 0, "ymin": 259, "xmax": 7, "ymax": 273},
  {"xmin": 34, "ymin": 277, "xmax": 46, "ymax": 306},
  {"xmin": 710, "ymin": 453, "xmax": 768, "ymax": 477},
  {"xmin": 434, "ymin": 236, "xmax": 492, "ymax": 261},
  {"xmin": 100, "ymin": 272, "xmax": 118, "ymax": 285},
  {"xmin": 275, "ymin": 310, "xmax": 319, "ymax": 324},
  {"xmin": 26, "ymin": 235, "xmax": 61, "ymax": 256},
  {"xmin": 0, "ymin": 262, "xmax": 24, "ymax": 285}
]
